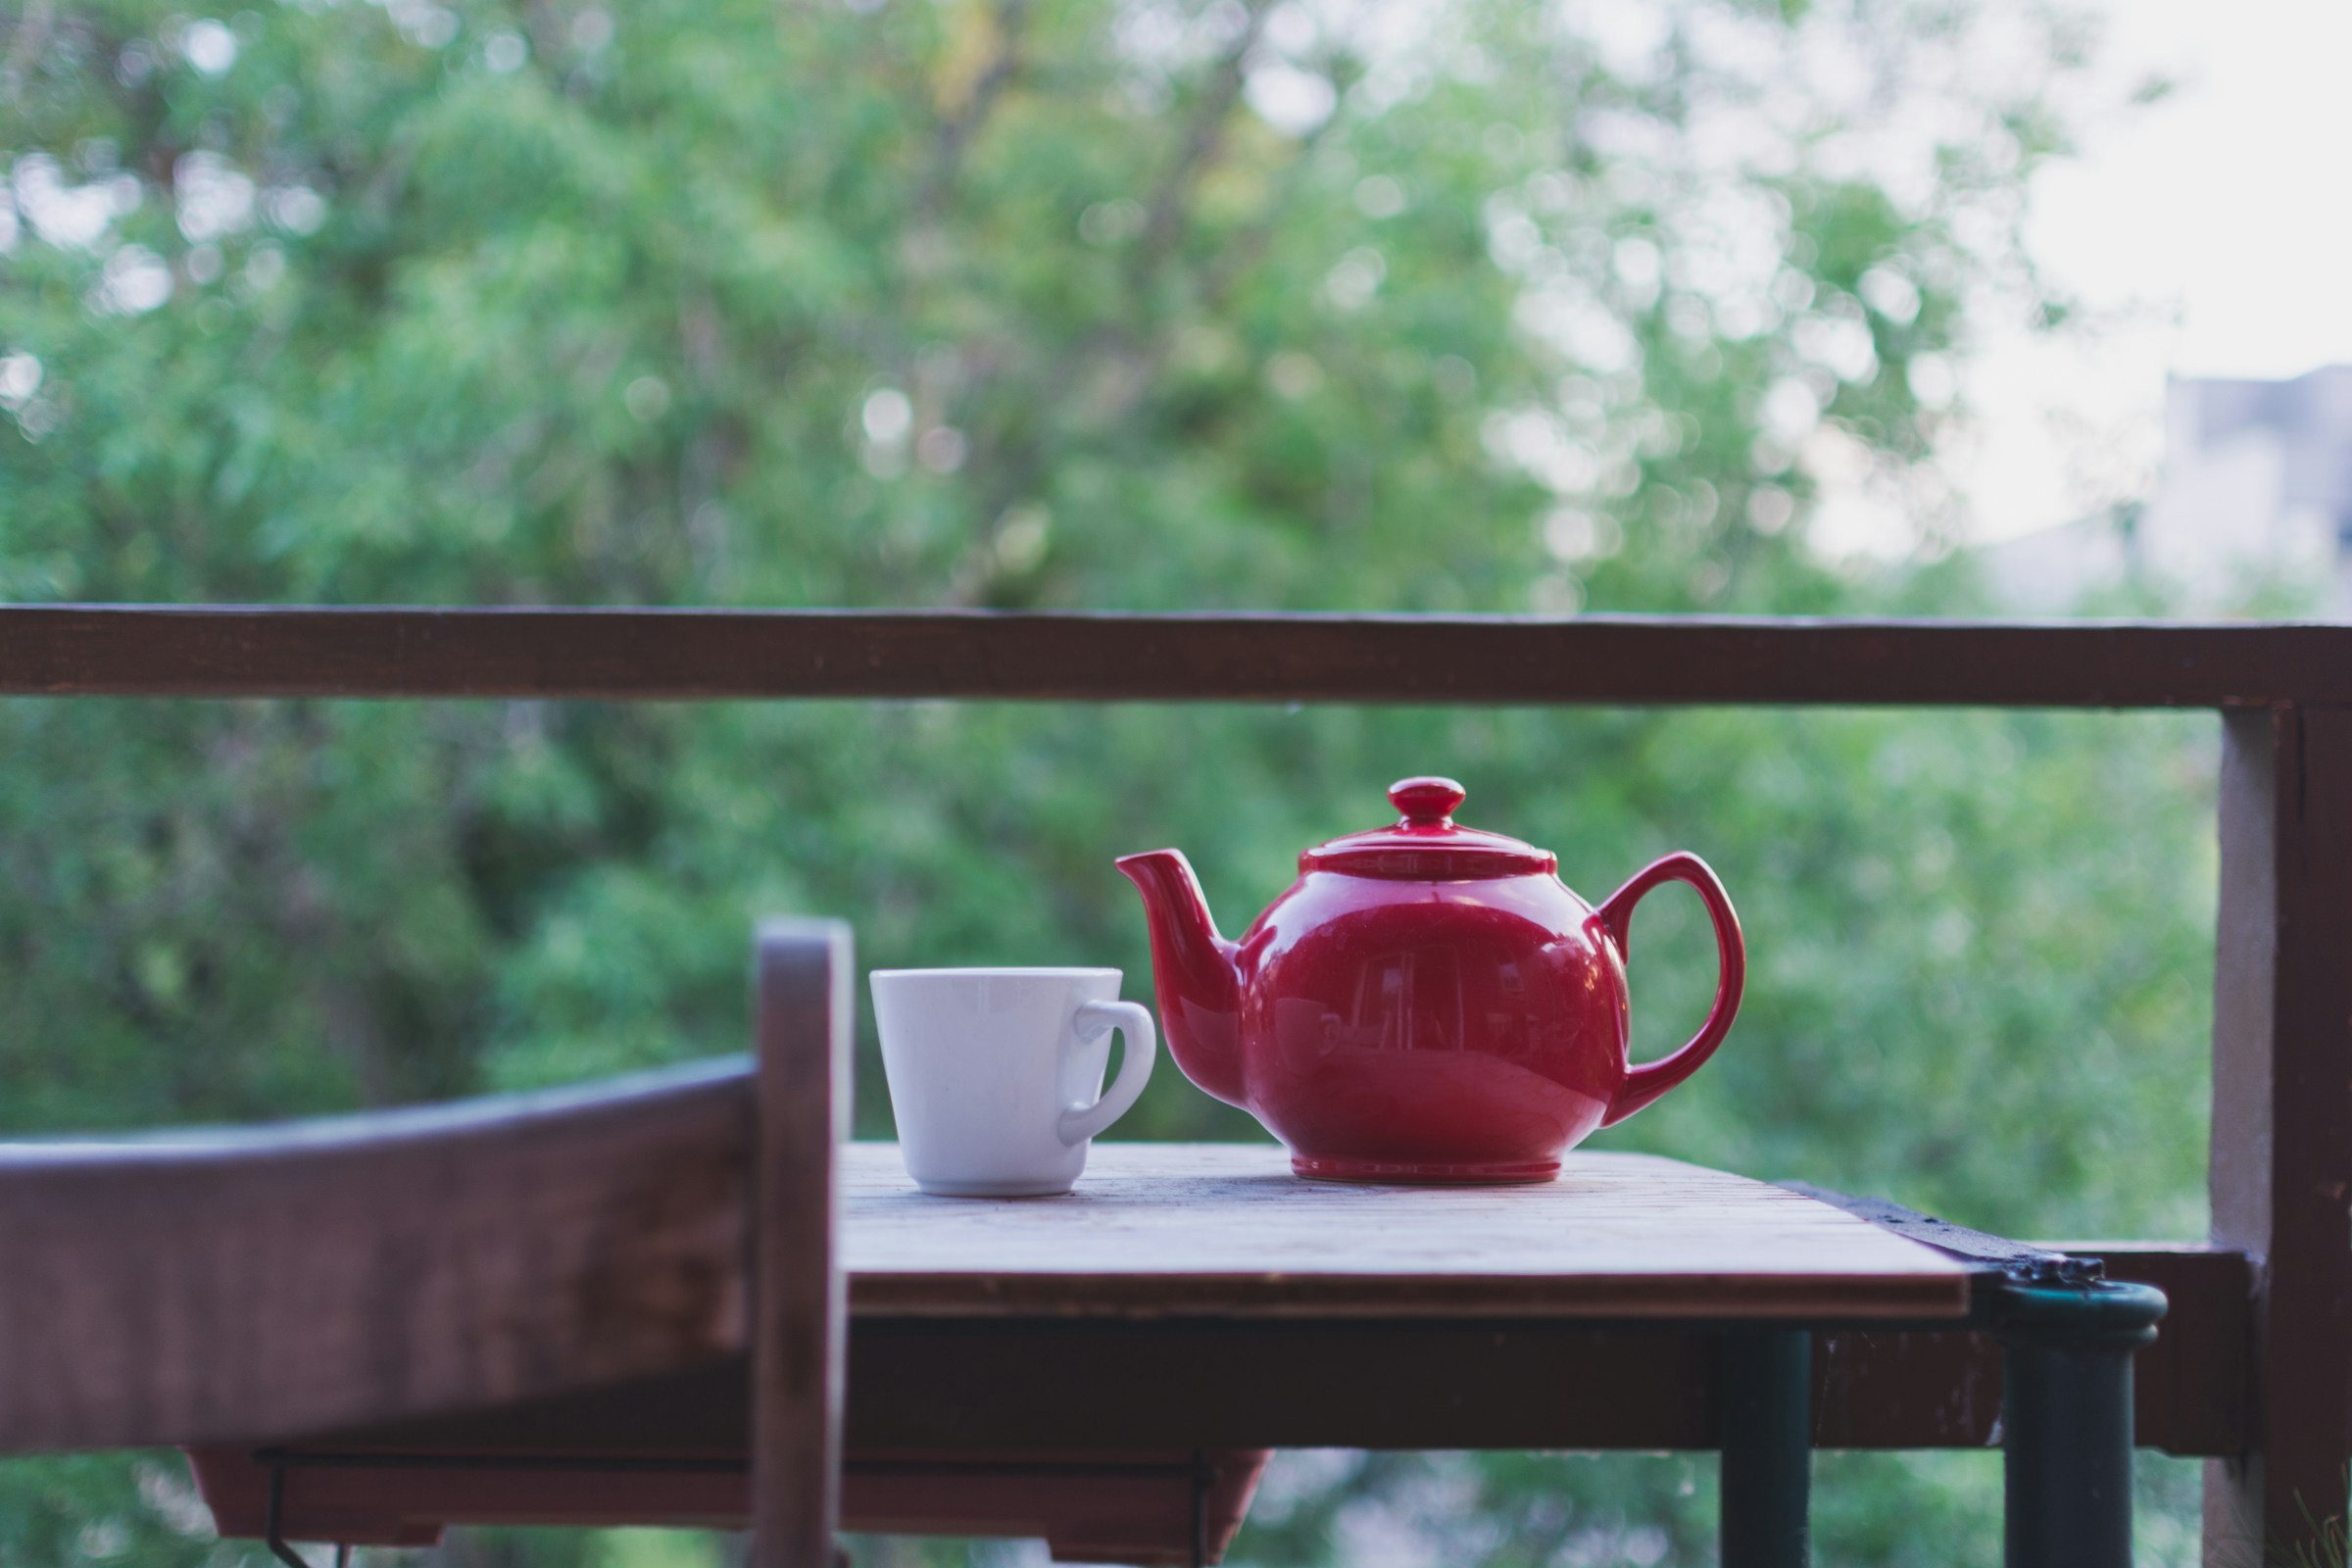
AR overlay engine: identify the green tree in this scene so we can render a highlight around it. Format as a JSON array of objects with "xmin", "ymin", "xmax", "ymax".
[{"xmin": 0, "ymin": 0, "xmax": 2213, "ymax": 1560}]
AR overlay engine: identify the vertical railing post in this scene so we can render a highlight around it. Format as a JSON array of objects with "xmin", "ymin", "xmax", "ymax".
[
  {"xmin": 2205, "ymin": 707, "xmax": 2352, "ymax": 1561},
  {"xmin": 752, "ymin": 920, "xmax": 855, "ymax": 1568}
]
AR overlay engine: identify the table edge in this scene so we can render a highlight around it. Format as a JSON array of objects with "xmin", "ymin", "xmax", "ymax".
[{"xmin": 847, "ymin": 1272, "xmax": 1976, "ymax": 1322}]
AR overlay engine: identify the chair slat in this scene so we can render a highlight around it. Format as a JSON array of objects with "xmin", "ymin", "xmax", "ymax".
[{"xmin": 0, "ymin": 1060, "xmax": 756, "ymax": 1451}]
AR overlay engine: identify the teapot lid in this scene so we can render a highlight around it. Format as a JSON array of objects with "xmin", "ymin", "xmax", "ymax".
[{"xmin": 1300, "ymin": 777, "xmax": 1556, "ymax": 880}]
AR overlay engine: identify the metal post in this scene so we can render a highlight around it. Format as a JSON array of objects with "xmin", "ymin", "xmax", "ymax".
[
  {"xmin": 1993, "ymin": 1279, "xmax": 2167, "ymax": 1568},
  {"xmin": 1720, "ymin": 1328, "xmax": 1811, "ymax": 1568}
]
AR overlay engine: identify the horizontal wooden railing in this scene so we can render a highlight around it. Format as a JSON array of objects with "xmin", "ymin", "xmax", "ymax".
[
  {"xmin": 3, "ymin": 604, "xmax": 2344, "ymax": 1565},
  {"xmin": 4, "ymin": 604, "xmax": 2352, "ymax": 706}
]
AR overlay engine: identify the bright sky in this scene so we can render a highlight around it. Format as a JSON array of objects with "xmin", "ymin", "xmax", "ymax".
[{"xmin": 1952, "ymin": 0, "xmax": 2352, "ymax": 545}]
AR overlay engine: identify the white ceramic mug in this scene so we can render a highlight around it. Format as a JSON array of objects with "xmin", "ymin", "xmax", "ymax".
[{"xmin": 870, "ymin": 967, "xmax": 1157, "ymax": 1197}]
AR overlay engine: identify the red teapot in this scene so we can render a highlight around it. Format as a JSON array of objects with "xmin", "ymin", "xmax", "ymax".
[{"xmin": 1117, "ymin": 777, "xmax": 1744, "ymax": 1183}]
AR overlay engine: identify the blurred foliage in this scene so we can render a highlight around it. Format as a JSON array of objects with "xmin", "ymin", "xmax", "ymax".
[{"xmin": 0, "ymin": 0, "xmax": 2221, "ymax": 1559}]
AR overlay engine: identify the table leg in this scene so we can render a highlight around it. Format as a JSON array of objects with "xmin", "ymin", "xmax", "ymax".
[
  {"xmin": 1992, "ymin": 1279, "xmax": 2167, "ymax": 1568},
  {"xmin": 1720, "ymin": 1328, "xmax": 1811, "ymax": 1568}
]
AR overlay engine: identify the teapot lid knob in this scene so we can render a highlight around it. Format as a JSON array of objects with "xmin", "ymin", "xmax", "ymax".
[
  {"xmin": 1303, "ymin": 774, "xmax": 1549, "ymax": 876},
  {"xmin": 1390, "ymin": 776, "xmax": 1466, "ymax": 826}
]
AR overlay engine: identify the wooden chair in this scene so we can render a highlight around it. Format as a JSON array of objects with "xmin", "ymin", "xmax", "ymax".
[{"xmin": 0, "ymin": 920, "xmax": 854, "ymax": 1568}]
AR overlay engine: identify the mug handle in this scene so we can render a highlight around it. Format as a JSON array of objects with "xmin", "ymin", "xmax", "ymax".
[
  {"xmin": 1057, "ymin": 999, "xmax": 1157, "ymax": 1147},
  {"xmin": 1596, "ymin": 852, "xmax": 1745, "ymax": 1128}
]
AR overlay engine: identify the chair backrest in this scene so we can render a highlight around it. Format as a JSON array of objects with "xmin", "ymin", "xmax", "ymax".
[{"xmin": 0, "ymin": 918, "xmax": 852, "ymax": 1568}]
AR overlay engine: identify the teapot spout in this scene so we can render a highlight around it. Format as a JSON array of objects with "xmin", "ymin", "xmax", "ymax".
[{"xmin": 1115, "ymin": 849, "xmax": 1248, "ymax": 1108}]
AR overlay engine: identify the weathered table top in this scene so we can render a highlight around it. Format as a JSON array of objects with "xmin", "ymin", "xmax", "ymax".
[{"xmin": 843, "ymin": 1142, "xmax": 1972, "ymax": 1321}]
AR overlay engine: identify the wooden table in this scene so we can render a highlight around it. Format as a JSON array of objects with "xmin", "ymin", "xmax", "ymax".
[
  {"xmin": 855, "ymin": 1142, "xmax": 2160, "ymax": 1568},
  {"xmin": 839, "ymin": 1141, "xmax": 1955, "ymax": 1568},
  {"xmin": 844, "ymin": 1142, "xmax": 1972, "ymax": 1320},
  {"xmin": 194, "ymin": 1140, "xmax": 2166, "ymax": 1567}
]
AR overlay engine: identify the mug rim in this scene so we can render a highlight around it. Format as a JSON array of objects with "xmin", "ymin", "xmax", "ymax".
[{"xmin": 871, "ymin": 966, "xmax": 1122, "ymax": 981}]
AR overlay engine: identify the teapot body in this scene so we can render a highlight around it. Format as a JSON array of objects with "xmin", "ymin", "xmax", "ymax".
[
  {"xmin": 1118, "ymin": 776, "xmax": 1745, "ymax": 1184},
  {"xmin": 1232, "ymin": 867, "xmax": 1629, "ymax": 1182}
]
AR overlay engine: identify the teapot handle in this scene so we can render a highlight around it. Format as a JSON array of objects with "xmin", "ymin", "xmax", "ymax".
[{"xmin": 1595, "ymin": 853, "xmax": 1745, "ymax": 1128}]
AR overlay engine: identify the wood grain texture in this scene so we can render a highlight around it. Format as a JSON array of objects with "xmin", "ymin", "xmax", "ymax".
[
  {"xmin": 841, "ymin": 1143, "xmax": 1972, "ymax": 1321},
  {"xmin": 751, "ymin": 922, "xmax": 854, "ymax": 1568},
  {"xmin": 2205, "ymin": 707, "xmax": 2352, "ymax": 1560},
  {"xmin": 5, "ymin": 605, "xmax": 2352, "ymax": 706},
  {"xmin": 0, "ymin": 1060, "xmax": 755, "ymax": 1453}
]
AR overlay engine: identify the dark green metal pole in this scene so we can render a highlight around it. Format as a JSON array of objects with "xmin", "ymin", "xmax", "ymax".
[
  {"xmin": 1993, "ymin": 1279, "xmax": 2167, "ymax": 1568},
  {"xmin": 1720, "ymin": 1328, "xmax": 1811, "ymax": 1568}
]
